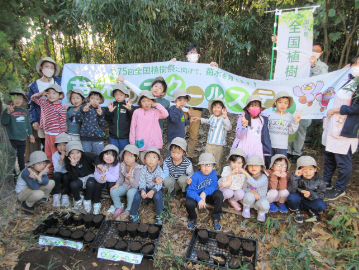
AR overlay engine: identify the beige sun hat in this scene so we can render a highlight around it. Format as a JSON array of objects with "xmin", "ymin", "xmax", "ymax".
[
  {"xmin": 197, "ymin": 153, "xmax": 216, "ymax": 166},
  {"xmin": 141, "ymin": 148, "xmax": 163, "ymax": 165},
  {"xmin": 227, "ymin": 148, "xmax": 246, "ymax": 163},
  {"xmin": 28, "ymin": 151, "xmax": 51, "ymax": 167},
  {"xmin": 167, "ymin": 137, "xmax": 187, "ymax": 152},
  {"xmin": 244, "ymin": 155, "xmax": 268, "ymax": 175},
  {"xmin": 273, "ymin": 91, "xmax": 294, "ymax": 108},
  {"xmin": 138, "ymin": 90, "xmax": 156, "ymax": 103},
  {"xmin": 66, "ymin": 141, "xmax": 84, "ymax": 156},
  {"xmin": 151, "ymin": 76, "xmax": 168, "ymax": 94},
  {"xmin": 86, "ymin": 88, "xmax": 105, "ymax": 104},
  {"xmin": 120, "ymin": 144, "xmax": 140, "ymax": 160},
  {"xmin": 9, "ymin": 88, "xmax": 28, "ymax": 103},
  {"xmin": 244, "ymin": 95, "xmax": 266, "ymax": 110},
  {"xmin": 296, "ymin": 156, "xmax": 318, "ymax": 169},
  {"xmin": 172, "ymin": 89, "xmax": 191, "ymax": 102},
  {"xmin": 111, "ymin": 83, "xmax": 130, "ymax": 97},
  {"xmin": 100, "ymin": 144, "xmax": 119, "ymax": 155},
  {"xmin": 269, "ymin": 154, "xmax": 291, "ymax": 170},
  {"xmin": 44, "ymin": 84, "xmax": 63, "ymax": 96},
  {"xmin": 36, "ymin": 57, "xmax": 60, "ymax": 77},
  {"xmin": 208, "ymin": 97, "xmax": 226, "ymax": 114},
  {"xmin": 53, "ymin": 133, "xmax": 70, "ymax": 148},
  {"xmin": 66, "ymin": 89, "xmax": 85, "ymax": 103}
]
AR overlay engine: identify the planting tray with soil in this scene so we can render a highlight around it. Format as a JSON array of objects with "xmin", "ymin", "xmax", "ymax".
[
  {"xmin": 91, "ymin": 220, "xmax": 162, "ymax": 259},
  {"xmin": 33, "ymin": 212, "xmax": 106, "ymax": 244},
  {"xmin": 185, "ymin": 228, "xmax": 257, "ymax": 269}
]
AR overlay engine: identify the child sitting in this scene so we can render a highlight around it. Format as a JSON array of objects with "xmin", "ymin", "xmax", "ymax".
[
  {"xmin": 193, "ymin": 97, "xmax": 232, "ymax": 174},
  {"xmin": 93, "ymin": 144, "xmax": 120, "ymax": 214},
  {"xmin": 129, "ymin": 91, "xmax": 168, "ymax": 152},
  {"xmin": 186, "ymin": 153, "xmax": 223, "ymax": 230},
  {"xmin": 241, "ymin": 155, "xmax": 270, "ymax": 222},
  {"xmin": 52, "ymin": 133, "xmax": 70, "ymax": 207},
  {"xmin": 15, "ymin": 151, "xmax": 55, "ymax": 215},
  {"xmin": 218, "ymin": 148, "xmax": 247, "ymax": 211},
  {"xmin": 287, "ymin": 156, "xmax": 327, "ymax": 223},
  {"xmin": 160, "ymin": 137, "xmax": 194, "ymax": 199},
  {"xmin": 106, "ymin": 84, "xmax": 134, "ymax": 152},
  {"xmin": 76, "ymin": 88, "xmax": 106, "ymax": 155},
  {"xmin": 266, "ymin": 154, "xmax": 290, "ymax": 213},
  {"xmin": 129, "ymin": 148, "xmax": 164, "ymax": 224},
  {"xmin": 66, "ymin": 89, "xmax": 85, "ymax": 141}
]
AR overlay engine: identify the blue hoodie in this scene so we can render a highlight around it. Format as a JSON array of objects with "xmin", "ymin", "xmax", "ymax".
[{"xmin": 186, "ymin": 170, "xmax": 218, "ymax": 202}]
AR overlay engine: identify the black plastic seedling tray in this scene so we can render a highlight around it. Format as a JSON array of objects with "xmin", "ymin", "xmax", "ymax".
[
  {"xmin": 33, "ymin": 212, "xmax": 106, "ymax": 244},
  {"xmin": 91, "ymin": 220, "xmax": 163, "ymax": 259},
  {"xmin": 185, "ymin": 228, "xmax": 257, "ymax": 269}
]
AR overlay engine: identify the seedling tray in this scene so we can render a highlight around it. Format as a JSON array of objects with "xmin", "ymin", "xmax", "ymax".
[
  {"xmin": 33, "ymin": 212, "xmax": 106, "ymax": 244},
  {"xmin": 91, "ymin": 220, "xmax": 163, "ymax": 259},
  {"xmin": 185, "ymin": 228, "xmax": 257, "ymax": 269}
]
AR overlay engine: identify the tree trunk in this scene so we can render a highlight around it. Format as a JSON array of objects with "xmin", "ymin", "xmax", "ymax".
[{"xmin": 317, "ymin": 1, "xmax": 330, "ymax": 63}]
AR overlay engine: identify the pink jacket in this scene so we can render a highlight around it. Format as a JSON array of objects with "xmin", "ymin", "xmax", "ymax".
[{"xmin": 130, "ymin": 104, "xmax": 169, "ymax": 151}]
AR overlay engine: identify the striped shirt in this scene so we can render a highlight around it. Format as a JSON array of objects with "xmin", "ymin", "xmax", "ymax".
[
  {"xmin": 31, "ymin": 93, "xmax": 66, "ymax": 134},
  {"xmin": 201, "ymin": 115, "xmax": 232, "ymax": 146},
  {"xmin": 139, "ymin": 165, "xmax": 163, "ymax": 193},
  {"xmin": 161, "ymin": 156, "xmax": 194, "ymax": 180}
]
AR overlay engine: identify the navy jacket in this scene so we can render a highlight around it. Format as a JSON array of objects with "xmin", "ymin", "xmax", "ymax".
[
  {"xmin": 167, "ymin": 106, "xmax": 190, "ymax": 144},
  {"xmin": 261, "ymin": 116, "xmax": 272, "ymax": 155}
]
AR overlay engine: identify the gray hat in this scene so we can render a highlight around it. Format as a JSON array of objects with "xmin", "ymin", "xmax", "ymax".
[
  {"xmin": 172, "ymin": 89, "xmax": 191, "ymax": 102},
  {"xmin": 244, "ymin": 95, "xmax": 266, "ymax": 109},
  {"xmin": 227, "ymin": 148, "xmax": 246, "ymax": 163},
  {"xmin": 86, "ymin": 88, "xmax": 105, "ymax": 104},
  {"xmin": 273, "ymin": 91, "xmax": 294, "ymax": 108},
  {"xmin": 66, "ymin": 141, "xmax": 84, "ymax": 156},
  {"xmin": 9, "ymin": 88, "xmax": 28, "ymax": 104},
  {"xmin": 101, "ymin": 144, "xmax": 119, "ymax": 155},
  {"xmin": 208, "ymin": 97, "xmax": 225, "ymax": 115},
  {"xmin": 269, "ymin": 154, "xmax": 291, "ymax": 170},
  {"xmin": 44, "ymin": 84, "xmax": 64, "ymax": 98},
  {"xmin": 141, "ymin": 148, "xmax": 163, "ymax": 165},
  {"xmin": 296, "ymin": 156, "xmax": 318, "ymax": 169},
  {"xmin": 111, "ymin": 83, "xmax": 130, "ymax": 97},
  {"xmin": 244, "ymin": 155, "xmax": 267, "ymax": 175},
  {"xmin": 120, "ymin": 144, "xmax": 140, "ymax": 160},
  {"xmin": 167, "ymin": 137, "xmax": 187, "ymax": 152},
  {"xmin": 197, "ymin": 153, "xmax": 216, "ymax": 166},
  {"xmin": 36, "ymin": 57, "xmax": 60, "ymax": 77},
  {"xmin": 53, "ymin": 133, "xmax": 70, "ymax": 148},
  {"xmin": 151, "ymin": 76, "xmax": 168, "ymax": 94},
  {"xmin": 138, "ymin": 90, "xmax": 156, "ymax": 103},
  {"xmin": 28, "ymin": 151, "xmax": 50, "ymax": 167},
  {"xmin": 66, "ymin": 89, "xmax": 85, "ymax": 103}
]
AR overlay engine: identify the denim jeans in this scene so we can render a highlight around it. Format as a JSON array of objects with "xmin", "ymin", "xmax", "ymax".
[
  {"xmin": 81, "ymin": 141, "xmax": 104, "ymax": 155},
  {"xmin": 286, "ymin": 193, "xmax": 327, "ymax": 214},
  {"xmin": 130, "ymin": 188, "xmax": 163, "ymax": 215},
  {"xmin": 110, "ymin": 185, "xmax": 138, "ymax": 211},
  {"xmin": 109, "ymin": 137, "xmax": 130, "ymax": 154}
]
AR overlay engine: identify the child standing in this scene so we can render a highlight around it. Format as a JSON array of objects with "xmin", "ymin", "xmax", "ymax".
[
  {"xmin": 31, "ymin": 84, "xmax": 67, "ymax": 176},
  {"xmin": 15, "ymin": 151, "xmax": 55, "ymax": 215},
  {"xmin": 105, "ymin": 84, "xmax": 134, "ymax": 152},
  {"xmin": 129, "ymin": 148, "xmax": 164, "ymax": 224},
  {"xmin": 218, "ymin": 148, "xmax": 247, "ymax": 211},
  {"xmin": 231, "ymin": 95, "xmax": 271, "ymax": 162},
  {"xmin": 93, "ymin": 144, "xmax": 120, "ymax": 214},
  {"xmin": 185, "ymin": 153, "xmax": 223, "ymax": 230},
  {"xmin": 266, "ymin": 154, "xmax": 290, "ymax": 213},
  {"xmin": 2, "ymin": 89, "xmax": 35, "ymax": 173},
  {"xmin": 52, "ymin": 133, "xmax": 70, "ymax": 207},
  {"xmin": 76, "ymin": 88, "xmax": 106, "ymax": 155},
  {"xmin": 287, "ymin": 156, "xmax": 326, "ymax": 223},
  {"xmin": 110, "ymin": 144, "xmax": 142, "ymax": 218},
  {"xmin": 129, "ymin": 90, "xmax": 168, "ymax": 151},
  {"xmin": 241, "ymin": 155, "xmax": 270, "ymax": 222},
  {"xmin": 193, "ymin": 97, "xmax": 232, "ymax": 174},
  {"xmin": 66, "ymin": 89, "xmax": 85, "ymax": 141}
]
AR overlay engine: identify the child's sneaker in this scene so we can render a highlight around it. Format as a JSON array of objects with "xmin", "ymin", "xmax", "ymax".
[
  {"xmin": 130, "ymin": 215, "xmax": 139, "ymax": 222},
  {"xmin": 305, "ymin": 210, "xmax": 319, "ymax": 223},
  {"xmin": 278, "ymin": 203, "xmax": 288, "ymax": 213},
  {"xmin": 73, "ymin": 195, "xmax": 84, "ymax": 210},
  {"xmin": 122, "ymin": 210, "xmax": 130, "ymax": 219},
  {"xmin": 107, "ymin": 205, "xmax": 116, "ymax": 215},
  {"xmin": 213, "ymin": 220, "xmax": 222, "ymax": 231},
  {"xmin": 294, "ymin": 210, "xmax": 303, "ymax": 223},
  {"xmin": 242, "ymin": 206, "xmax": 250, "ymax": 218},
  {"xmin": 257, "ymin": 212, "xmax": 266, "ymax": 222},
  {"xmin": 52, "ymin": 194, "xmax": 61, "ymax": 207},
  {"xmin": 21, "ymin": 201, "xmax": 34, "ymax": 215},
  {"xmin": 93, "ymin": 203, "xmax": 101, "ymax": 215},
  {"xmin": 187, "ymin": 219, "xmax": 196, "ymax": 229},
  {"xmin": 229, "ymin": 198, "xmax": 241, "ymax": 211},
  {"xmin": 113, "ymin": 207, "xmax": 124, "ymax": 218},
  {"xmin": 61, "ymin": 195, "xmax": 70, "ymax": 207},
  {"xmin": 155, "ymin": 212, "xmax": 164, "ymax": 224},
  {"xmin": 169, "ymin": 190, "xmax": 176, "ymax": 202},
  {"xmin": 39, "ymin": 197, "xmax": 48, "ymax": 204},
  {"xmin": 269, "ymin": 203, "xmax": 278, "ymax": 213},
  {"xmin": 83, "ymin": 200, "xmax": 92, "ymax": 213},
  {"xmin": 181, "ymin": 191, "xmax": 186, "ymax": 199}
]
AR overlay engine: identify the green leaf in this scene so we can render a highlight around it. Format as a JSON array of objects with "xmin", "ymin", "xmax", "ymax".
[
  {"xmin": 328, "ymin": 9, "xmax": 336, "ymax": 17},
  {"xmin": 297, "ymin": 251, "xmax": 307, "ymax": 259},
  {"xmin": 329, "ymin": 32, "xmax": 342, "ymax": 42}
]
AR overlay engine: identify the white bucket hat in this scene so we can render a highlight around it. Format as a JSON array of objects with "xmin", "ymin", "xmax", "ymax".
[
  {"xmin": 53, "ymin": 133, "xmax": 70, "ymax": 148},
  {"xmin": 172, "ymin": 89, "xmax": 191, "ymax": 102},
  {"xmin": 140, "ymin": 148, "xmax": 163, "ymax": 165},
  {"xmin": 227, "ymin": 148, "xmax": 246, "ymax": 163},
  {"xmin": 120, "ymin": 144, "xmax": 140, "ymax": 160},
  {"xmin": 111, "ymin": 84, "xmax": 130, "ymax": 97},
  {"xmin": 273, "ymin": 91, "xmax": 294, "ymax": 108},
  {"xmin": 86, "ymin": 88, "xmax": 105, "ymax": 104},
  {"xmin": 100, "ymin": 144, "xmax": 119, "ymax": 155},
  {"xmin": 208, "ymin": 97, "xmax": 225, "ymax": 115},
  {"xmin": 66, "ymin": 89, "xmax": 85, "ymax": 103},
  {"xmin": 28, "ymin": 151, "xmax": 51, "ymax": 167},
  {"xmin": 296, "ymin": 156, "xmax": 318, "ymax": 169},
  {"xmin": 197, "ymin": 153, "xmax": 216, "ymax": 166},
  {"xmin": 244, "ymin": 155, "xmax": 268, "ymax": 175},
  {"xmin": 244, "ymin": 95, "xmax": 266, "ymax": 110},
  {"xmin": 66, "ymin": 141, "xmax": 84, "ymax": 156},
  {"xmin": 269, "ymin": 154, "xmax": 291, "ymax": 170},
  {"xmin": 167, "ymin": 137, "xmax": 187, "ymax": 152}
]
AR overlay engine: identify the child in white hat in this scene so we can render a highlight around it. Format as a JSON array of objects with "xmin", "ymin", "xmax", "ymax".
[{"xmin": 66, "ymin": 88, "xmax": 86, "ymax": 141}]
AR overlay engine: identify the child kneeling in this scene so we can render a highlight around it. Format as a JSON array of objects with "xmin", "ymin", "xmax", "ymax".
[
  {"xmin": 15, "ymin": 151, "xmax": 55, "ymax": 215},
  {"xmin": 129, "ymin": 148, "xmax": 164, "ymax": 224},
  {"xmin": 186, "ymin": 153, "xmax": 223, "ymax": 230},
  {"xmin": 287, "ymin": 156, "xmax": 326, "ymax": 223}
]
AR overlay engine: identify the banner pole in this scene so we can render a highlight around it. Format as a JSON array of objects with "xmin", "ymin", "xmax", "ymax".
[{"xmin": 269, "ymin": 13, "xmax": 278, "ymax": 80}]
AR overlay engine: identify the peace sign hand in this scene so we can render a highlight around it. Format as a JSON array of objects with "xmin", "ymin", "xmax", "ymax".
[
  {"xmin": 293, "ymin": 110, "xmax": 302, "ymax": 123},
  {"xmin": 222, "ymin": 108, "xmax": 228, "ymax": 118},
  {"xmin": 108, "ymin": 102, "xmax": 115, "ymax": 112},
  {"xmin": 238, "ymin": 114, "xmax": 248, "ymax": 127},
  {"xmin": 116, "ymin": 75, "xmax": 125, "ymax": 83},
  {"xmin": 68, "ymin": 156, "xmax": 78, "ymax": 166},
  {"xmin": 64, "ymin": 102, "xmax": 70, "ymax": 110},
  {"xmin": 124, "ymin": 99, "xmax": 132, "ymax": 110},
  {"xmin": 7, "ymin": 102, "xmax": 15, "ymax": 114},
  {"xmin": 83, "ymin": 102, "xmax": 91, "ymax": 112}
]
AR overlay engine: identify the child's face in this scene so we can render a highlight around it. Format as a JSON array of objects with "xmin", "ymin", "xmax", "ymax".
[
  {"xmin": 103, "ymin": 152, "xmax": 115, "ymax": 164},
  {"xmin": 301, "ymin": 165, "xmax": 317, "ymax": 179},
  {"xmin": 71, "ymin": 93, "xmax": 83, "ymax": 107},
  {"xmin": 123, "ymin": 151, "xmax": 136, "ymax": 166},
  {"xmin": 69, "ymin": 150, "xmax": 82, "ymax": 163},
  {"xmin": 276, "ymin": 98, "xmax": 290, "ymax": 112},
  {"xmin": 272, "ymin": 159, "xmax": 287, "ymax": 173},
  {"xmin": 248, "ymin": 165, "xmax": 262, "ymax": 175},
  {"xmin": 229, "ymin": 157, "xmax": 244, "ymax": 171},
  {"xmin": 46, "ymin": 89, "xmax": 62, "ymax": 103},
  {"xmin": 89, "ymin": 94, "xmax": 101, "ymax": 107},
  {"xmin": 151, "ymin": 82, "xmax": 164, "ymax": 97},
  {"xmin": 144, "ymin": 152, "xmax": 160, "ymax": 167},
  {"xmin": 171, "ymin": 146, "xmax": 184, "ymax": 162},
  {"xmin": 199, "ymin": 164, "xmax": 214, "ymax": 175},
  {"xmin": 32, "ymin": 161, "xmax": 47, "ymax": 172},
  {"xmin": 114, "ymin": 90, "xmax": 126, "ymax": 103},
  {"xmin": 212, "ymin": 104, "xmax": 223, "ymax": 116},
  {"xmin": 248, "ymin": 101, "xmax": 261, "ymax": 109},
  {"xmin": 11, "ymin": 94, "xmax": 24, "ymax": 107},
  {"xmin": 56, "ymin": 143, "xmax": 67, "ymax": 153},
  {"xmin": 140, "ymin": 97, "xmax": 153, "ymax": 111},
  {"xmin": 175, "ymin": 97, "xmax": 187, "ymax": 109}
]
